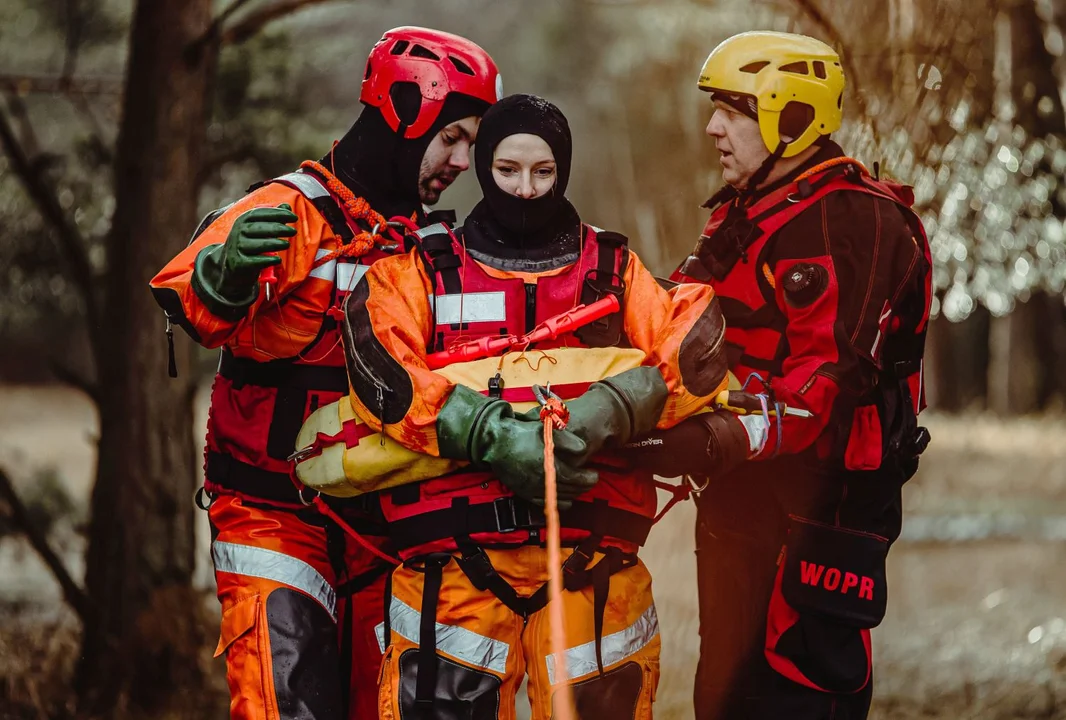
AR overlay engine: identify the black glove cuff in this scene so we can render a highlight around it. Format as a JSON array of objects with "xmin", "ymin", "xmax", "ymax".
[{"xmin": 700, "ymin": 412, "xmax": 751, "ymax": 471}]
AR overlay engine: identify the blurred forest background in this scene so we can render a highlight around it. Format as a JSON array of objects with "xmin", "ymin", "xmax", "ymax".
[{"xmin": 1, "ymin": 0, "xmax": 1066, "ymax": 719}]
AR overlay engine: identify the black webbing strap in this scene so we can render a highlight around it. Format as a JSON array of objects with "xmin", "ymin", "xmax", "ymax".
[
  {"xmin": 575, "ymin": 230, "xmax": 628, "ymax": 348},
  {"xmin": 387, "ymin": 497, "xmax": 652, "ymax": 552},
  {"xmin": 205, "ymin": 451, "xmax": 299, "ymax": 504},
  {"xmin": 414, "ymin": 553, "xmax": 451, "ymax": 711},
  {"xmin": 218, "ymin": 349, "xmax": 349, "ymax": 392},
  {"xmin": 334, "ymin": 562, "xmax": 392, "ymax": 598},
  {"xmin": 450, "ymin": 535, "xmax": 634, "ymax": 678},
  {"xmin": 382, "ymin": 566, "xmax": 393, "ymax": 650}
]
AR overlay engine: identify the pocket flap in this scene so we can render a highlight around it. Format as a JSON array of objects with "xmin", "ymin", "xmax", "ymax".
[
  {"xmin": 781, "ymin": 516, "xmax": 888, "ymax": 628},
  {"xmin": 214, "ymin": 594, "xmax": 260, "ymax": 658}
]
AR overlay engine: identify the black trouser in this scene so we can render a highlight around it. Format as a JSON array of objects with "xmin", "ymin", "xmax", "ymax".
[{"xmin": 692, "ymin": 460, "xmax": 892, "ymax": 720}]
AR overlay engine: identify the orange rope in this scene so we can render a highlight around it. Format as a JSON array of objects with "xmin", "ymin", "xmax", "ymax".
[
  {"xmin": 300, "ymin": 160, "xmax": 385, "ymax": 265},
  {"xmin": 795, "ymin": 156, "xmax": 869, "ymax": 182},
  {"xmin": 541, "ymin": 397, "xmax": 576, "ymax": 720}
]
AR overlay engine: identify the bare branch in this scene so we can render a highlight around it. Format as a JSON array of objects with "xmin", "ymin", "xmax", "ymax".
[
  {"xmin": 4, "ymin": 92, "xmax": 40, "ymax": 159},
  {"xmin": 0, "ymin": 73, "xmax": 123, "ymax": 96},
  {"xmin": 0, "ymin": 98, "xmax": 100, "ymax": 328},
  {"xmin": 0, "ymin": 467, "xmax": 94, "ymax": 626},
  {"xmin": 221, "ymin": 0, "xmax": 348, "ymax": 46}
]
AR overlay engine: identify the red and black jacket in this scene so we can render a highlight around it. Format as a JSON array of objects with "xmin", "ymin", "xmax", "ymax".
[{"xmin": 672, "ymin": 144, "xmax": 932, "ymax": 472}]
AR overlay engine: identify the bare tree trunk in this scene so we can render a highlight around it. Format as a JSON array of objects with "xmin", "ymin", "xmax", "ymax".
[
  {"xmin": 985, "ymin": 0, "xmax": 1066, "ymax": 415},
  {"xmin": 75, "ymin": 0, "xmax": 215, "ymax": 713}
]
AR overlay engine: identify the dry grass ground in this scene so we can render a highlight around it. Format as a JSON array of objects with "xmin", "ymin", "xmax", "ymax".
[{"xmin": 2, "ymin": 385, "xmax": 1066, "ymax": 718}]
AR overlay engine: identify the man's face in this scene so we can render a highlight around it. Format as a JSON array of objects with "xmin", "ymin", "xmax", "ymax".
[
  {"xmin": 418, "ymin": 115, "xmax": 481, "ymax": 205},
  {"xmin": 705, "ymin": 100, "xmax": 770, "ymax": 189}
]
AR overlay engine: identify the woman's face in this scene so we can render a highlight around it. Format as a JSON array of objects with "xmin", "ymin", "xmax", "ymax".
[{"xmin": 491, "ymin": 133, "xmax": 557, "ymax": 199}]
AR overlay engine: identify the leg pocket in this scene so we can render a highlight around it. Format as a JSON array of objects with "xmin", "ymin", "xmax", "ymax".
[
  {"xmin": 397, "ymin": 648, "xmax": 502, "ymax": 720},
  {"xmin": 765, "ymin": 516, "xmax": 888, "ymax": 694},
  {"xmin": 215, "ymin": 594, "xmax": 271, "ymax": 720},
  {"xmin": 560, "ymin": 661, "xmax": 644, "ymax": 719}
]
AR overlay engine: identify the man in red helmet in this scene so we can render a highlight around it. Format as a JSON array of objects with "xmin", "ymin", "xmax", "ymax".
[{"xmin": 149, "ymin": 27, "xmax": 501, "ymax": 720}]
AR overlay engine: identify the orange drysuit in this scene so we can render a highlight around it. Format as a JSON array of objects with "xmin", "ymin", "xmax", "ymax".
[
  {"xmin": 150, "ymin": 164, "xmax": 401, "ymax": 720},
  {"xmin": 342, "ymin": 222, "xmax": 729, "ymax": 718}
]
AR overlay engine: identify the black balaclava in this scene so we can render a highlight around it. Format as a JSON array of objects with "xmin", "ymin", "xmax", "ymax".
[
  {"xmin": 321, "ymin": 86, "xmax": 488, "ymax": 219},
  {"xmin": 471, "ymin": 94, "xmax": 574, "ymax": 240}
]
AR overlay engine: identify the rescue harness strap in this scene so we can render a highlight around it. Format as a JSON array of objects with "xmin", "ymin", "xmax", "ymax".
[
  {"xmin": 217, "ymin": 350, "xmax": 350, "ymax": 392},
  {"xmin": 384, "ymin": 496, "xmax": 653, "ymax": 551},
  {"xmin": 407, "ymin": 536, "xmax": 636, "ymax": 711}
]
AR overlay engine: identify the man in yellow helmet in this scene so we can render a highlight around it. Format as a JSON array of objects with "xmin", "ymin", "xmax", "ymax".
[{"xmin": 624, "ymin": 31, "xmax": 933, "ymax": 719}]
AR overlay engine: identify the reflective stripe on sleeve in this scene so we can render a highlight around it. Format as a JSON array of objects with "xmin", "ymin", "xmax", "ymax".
[{"xmin": 277, "ymin": 171, "xmax": 330, "ymax": 200}]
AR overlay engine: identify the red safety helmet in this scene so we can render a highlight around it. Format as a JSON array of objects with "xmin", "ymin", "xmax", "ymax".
[{"xmin": 360, "ymin": 26, "xmax": 502, "ymax": 139}]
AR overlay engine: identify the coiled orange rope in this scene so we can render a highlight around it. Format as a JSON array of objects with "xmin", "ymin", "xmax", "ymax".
[
  {"xmin": 299, "ymin": 160, "xmax": 385, "ymax": 264},
  {"xmin": 539, "ymin": 390, "xmax": 576, "ymax": 720}
]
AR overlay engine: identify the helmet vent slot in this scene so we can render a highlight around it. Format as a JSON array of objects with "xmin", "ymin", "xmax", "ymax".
[
  {"xmin": 740, "ymin": 61, "xmax": 770, "ymax": 74},
  {"xmin": 390, "ymin": 40, "xmax": 409, "ymax": 55},
  {"xmin": 449, "ymin": 56, "xmax": 475, "ymax": 75},
  {"xmin": 410, "ymin": 44, "xmax": 440, "ymax": 61},
  {"xmin": 779, "ymin": 61, "xmax": 809, "ymax": 75},
  {"xmin": 813, "ymin": 61, "xmax": 827, "ymax": 79}
]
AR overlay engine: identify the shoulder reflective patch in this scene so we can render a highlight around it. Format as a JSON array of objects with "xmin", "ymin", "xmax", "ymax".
[
  {"xmin": 545, "ymin": 602, "xmax": 659, "ymax": 683},
  {"xmin": 212, "ymin": 540, "xmax": 336, "ymax": 618},
  {"xmin": 276, "ymin": 171, "xmax": 330, "ymax": 200},
  {"xmin": 387, "ymin": 596, "xmax": 509, "ymax": 674},
  {"xmin": 429, "ymin": 292, "xmax": 507, "ymax": 325},
  {"xmin": 415, "ymin": 222, "xmax": 449, "ymax": 239}
]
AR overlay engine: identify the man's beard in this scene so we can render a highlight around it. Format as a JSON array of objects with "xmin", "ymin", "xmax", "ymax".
[{"xmin": 418, "ymin": 171, "xmax": 458, "ymax": 206}]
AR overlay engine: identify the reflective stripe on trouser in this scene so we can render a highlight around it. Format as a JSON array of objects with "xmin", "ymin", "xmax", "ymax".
[
  {"xmin": 377, "ymin": 546, "xmax": 660, "ymax": 720},
  {"xmin": 209, "ymin": 494, "xmax": 385, "ymax": 720}
]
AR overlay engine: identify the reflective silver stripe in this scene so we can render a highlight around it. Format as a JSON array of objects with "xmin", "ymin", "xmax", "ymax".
[
  {"xmin": 375, "ymin": 621, "xmax": 386, "ymax": 653},
  {"xmin": 428, "ymin": 291, "xmax": 507, "ymax": 325},
  {"xmin": 276, "ymin": 171, "xmax": 329, "ymax": 199},
  {"xmin": 309, "ymin": 249, "xmax": 335, "ymax": 282},
  {"xmin": 388, "ymin": 596, "xmax": 509, "ymax": 674},
  {"xmin": 545, "ymin": 602, "xmax": 659, "ymax": 684},
  {"xmin": 414, "ymin": 222, "xmax": 448, "ymax": 239},
  {"xmin": 337, "ymin": 263, "xmax": 369, "ymax": 292},
  {"xmin": 212, "ymin": 541, "xmax": 336, "ymax": 618}
]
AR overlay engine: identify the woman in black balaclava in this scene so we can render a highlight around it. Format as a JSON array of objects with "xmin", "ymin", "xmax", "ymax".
[
  {"xmin": 345, "ymin": 91, "xmax": 731, "ymax": 720},
  {"xmin": 461, "ymin": 93, "xmax": 583, "ymax": 269}
]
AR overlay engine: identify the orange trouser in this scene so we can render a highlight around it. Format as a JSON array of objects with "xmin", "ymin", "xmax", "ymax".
[
  {"xmin": 209, "ymin": 494, "xmax": 389, "ymax": 720},
  {"xmin": 378, "ymin": 545, "xmax": 660, "ymax": 720}
]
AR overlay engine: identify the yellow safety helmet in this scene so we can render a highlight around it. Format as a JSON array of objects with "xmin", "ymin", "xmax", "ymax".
[{"xmin": 698, "ymin": 31, "xmax": 845, "ymax": 158}]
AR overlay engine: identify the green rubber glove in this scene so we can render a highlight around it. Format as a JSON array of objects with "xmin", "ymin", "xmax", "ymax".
[
  {"xmin": 551, "ymin": 366, "xmax": 669, "ymax": 466},
  {"xmin": 438, "ymin": 385, "xmax": 599, "ymax": 509},
  {"xmin": 191, "ymin": 203, "xmax": 298, "ymax": 320}
]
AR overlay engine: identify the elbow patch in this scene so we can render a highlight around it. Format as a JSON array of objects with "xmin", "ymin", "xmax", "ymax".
[
  {"xmin": 341, "ymin": 280, "xmax": 414, "ymax": 426},
  {"xmin": 678, "ymin": 296, "xmax": 729, "ymax": 396}
]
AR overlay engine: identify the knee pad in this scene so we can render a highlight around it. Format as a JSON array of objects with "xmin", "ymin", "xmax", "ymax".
[
  {"xmin": 266, "ymin": 588, "xmax": 345, "ymax": 719},
  {"xmin": 559, "ymin": 662, "xmax": 643, "ymax": 718},
  {"xmin": 397, "ymin": 648, "xmax": 501, "ymax": 720}
]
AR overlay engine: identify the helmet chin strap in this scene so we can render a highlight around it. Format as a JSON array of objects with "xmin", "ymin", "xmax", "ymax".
[{"xmin": 740, "ymin": 140, "xmax": 788, "ymax": 203}]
